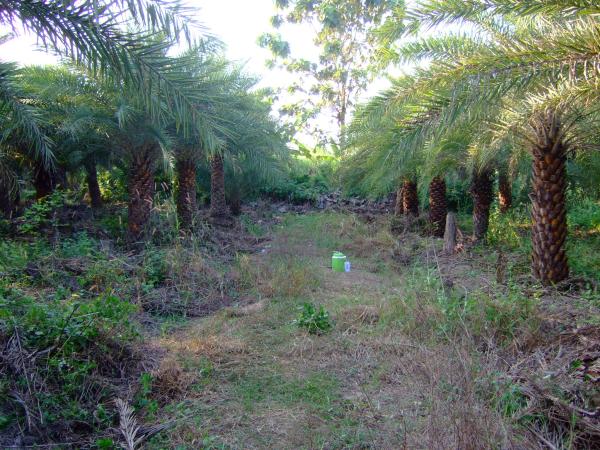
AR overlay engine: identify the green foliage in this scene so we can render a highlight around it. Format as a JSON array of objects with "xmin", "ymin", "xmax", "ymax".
[
  {"xmin": 143, "ymin": 249, "xmax": 168, "ymax": 288},
  {"xmin": 383, "ymin": 265, "xmax": 536, "ymax": 345},
  {"xmin": 98, "ymin": 168, "xmax": 128, "ymax": 203},
  {"xmin": 567, "ymin": 195, "xmax": 600, "ymax": 232},
  {"xmin": 60, "ymin": 232, "xmax": 98, "ymax": 258},
  {"xmin": 259, "ymin": 0, "xmax": 402, "ymax": 146},
  {"xmin": 0, "ymin": 240, "xmax": 47, "ymax": 277},
  {"xmin": 493, "ymin": 381, "xmax": 529, "ymax": 418},
  {"xmin": 18, "ymin": 191, "xmax": 66, "ymax": 235},
  {"xmin": 0, "ymin": 289, "xmax": 136, "ymax": 352},
  {"xmin": 96, "ymin": 438, "xmax": 117, "ymax": 449},
  {"xmin": 0, "ymin": 286, "xmax": 137, "ymax": 427},
  {"xmin": 293, "ymin": 302, "xmax": 333, "ymax": 334},
  {"xmin": 262, "ymin": 157, "xmax": 336, "ymax": 203},
  {"xmin": 485, "ymin": 200, "xmax": 600, "ymax": 283},
  {"xmin": 240, "ymin": 215, "xmax": 266, "ymax": 238},
  {"xmin": 487, "ymin": 207, "xmax": 530, "ymax": 251},
  {"xmin": 134, "ymin": 372, "xmax": 159, "ymax": 418}
]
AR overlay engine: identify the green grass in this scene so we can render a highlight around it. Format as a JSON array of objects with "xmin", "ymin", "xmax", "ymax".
[
  {"xmin": 280, "ymin": 212, "xmax": 367, "ymax": 251},
  {"xmin": 4, "ymin": 205, "xmax": 600, "ymax": 449},
  {"xmin": 233, "ymin": 370, "xmax": 339, "ymax": 414}
]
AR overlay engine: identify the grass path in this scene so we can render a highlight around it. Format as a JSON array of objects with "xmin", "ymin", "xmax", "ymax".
[
  {"xmin": 146, "ymin": 212, "xmax": 599, "ymax": 449},
  {"xmin": 147, "ymin": 213, "xmax": 501, "ymax": 449}
]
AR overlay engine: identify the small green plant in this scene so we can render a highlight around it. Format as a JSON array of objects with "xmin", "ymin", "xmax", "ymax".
[
  {"xmin": 134, "ymin": 372, "xmax": 159, "ymax": 418},
  {"xmin": 143, "ymin": 249, "xmax": 168, "ymax": 288},
  {"xmin": 95, "ymin": 438, "xmax": 116, "ymax": 449},
  {"xmin": 494, "ymin": 381, "xmax": 529, "ymax": 418},
  {"xmin": 0, "ymin": 288, "xmax": 137, "ymax": 428},
  {"xmin": 18, "ymin": 191, "xmax": 66, "ymax": 235},
  {"xmin": 240, "ymin": 214, "xmax": 266, "ymax": 237},
  {"xmin": 293, "ymin": 302, "xmax": 332, "ymax": 334}
]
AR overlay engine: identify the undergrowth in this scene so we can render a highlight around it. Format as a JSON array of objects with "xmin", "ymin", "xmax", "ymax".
[{"xmin": 1, "ymin": 203, "xmax": 599, "ymax": 448}]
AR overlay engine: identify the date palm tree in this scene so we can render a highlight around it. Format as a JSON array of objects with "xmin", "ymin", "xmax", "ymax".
[
  {"xmin": 208, "ymin": 87, "xmax": 289, "ymax": 225},
  {"xmin": 347, "ymin": 0, "xmax": 600, "ymax": 283},
  {"xmin": 0, "ymin": 0, "xmax": 216, "ymax": 190}
]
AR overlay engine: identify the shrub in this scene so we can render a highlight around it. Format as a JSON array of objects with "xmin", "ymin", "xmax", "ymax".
[
  {"xmin": 0, "ymin": 287, "xmax": 138, "ymax": 434},
  {"xmin": 293, "ymin": 302, "xmax": 332, "ymax": 334},
  {"xmin": 18, "ymin": 191, "xmax": 66, "ymax": 235}
]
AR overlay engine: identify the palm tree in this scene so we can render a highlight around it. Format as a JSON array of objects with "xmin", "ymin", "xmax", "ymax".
[
  {"xmin": 528, "ymin": 109, "xmax": 569, "ymax": 283},
  {"xmin": 402, "ymin": 179, "xmax": 419, "ymax": 216},
  {"xmin": 205, "ymin": 81, "xmax": 289, "ymax": 226},
  {"xmin": 498, "ymin": 169, "xmax": 512, "ymax": 213},
  {"xmin": 394, "ymin": 183, "xmax": 404, "ymax": 216},
  {"xmin": 428, "ymin": 176, "xmax": 446, "ymax": 236},
  {"xmin": 174, "ymin": 148, "xmax": 198, "ymax": 229},
  {"xmin": 0, "ymin": 0, "xmax": 219, "ymax": 187},
  {"xmin": 209, "ymin": 152, "xmax": 228, "ymax": 221},
  {"xmin": 170, "ymin": 57, "xmax": 245, "ymax": 229},
  {"xmin": 471, "ymin": 169, "xmax": 494, "ymax": 241},
  {"xmin": 348, "ymin": 0, "xmax": 600, "ymax": 283}
]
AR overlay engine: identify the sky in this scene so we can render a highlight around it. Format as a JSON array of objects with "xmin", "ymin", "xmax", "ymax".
[
  {"xmin": 1, "ymin": 1, "xmax": 319, "ymax": 89},
  {"xmin": 0, "ymin": 0, "xmax": 395, "ymax": 145}
]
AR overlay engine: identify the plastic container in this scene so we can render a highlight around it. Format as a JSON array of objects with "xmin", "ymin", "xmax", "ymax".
[
  {"xmin": 344, "ymin": 261, "xmax": 351, "ymax": 272},
  {"xmin": 332, "ymin": 252, "xmax": 346, "ymax": 272}
]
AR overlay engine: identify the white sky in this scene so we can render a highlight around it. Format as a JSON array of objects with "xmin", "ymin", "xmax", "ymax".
[{"xmin": 0, "ymin": 0, "xmax": 395, "ymax": 145}]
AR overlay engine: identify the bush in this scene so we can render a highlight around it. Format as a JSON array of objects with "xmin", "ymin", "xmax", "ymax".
[
  {"xmin": 262, "ymin": 159, "xmax": 335, "ymax": 204},
  {"xmin": 18, "ymin": 191, "xmax": 66, "ymax": 235},
  {"xmin": 293, "ymin": 302, "xmax": 332, "ymax": 334},
  {"xmin": 0, "ymin": 287, "xmax": 138, "ymax": 434}
]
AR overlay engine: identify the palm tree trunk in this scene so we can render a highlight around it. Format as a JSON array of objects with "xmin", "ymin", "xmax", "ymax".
[
  {"xmin": 429, "ymin": 176, "xmax": 447, "ymax": 237},
  {"xmin": 127, "ymin": 146, "xmax": 155, "ymax": 242},
  {"xmin": 85, "ymin": 161, "xmax": 102, "ymax": 209},
  {"xmin": 530, "ymin": 112, "xmax": 569, "ymax": 284},
  {"xmin": 471, "ymin": 170, "xmax": 493, "ymax": 241},
  {"xmin": 176, "ymin": 157, "xmax": 196, "ymax": 229},
  {"xmin": 33, "ymin": 162, "xmax": 55, "ymax": 199},
  {"xmin": 0, "ymin": 183, "xmax": 14, "ymax": 217},
  {"xmin": 498, "ymin": 171, "xmax": 512, "ymax": 213},
  {"xmin": 394, "ymin": 184, "xmax": 404, "ymax": 216},
  {"xmin": 229, "ymin": 183, "xmax": 241, "ymax": 216},
  {"xmin": 402, "ymin": 179, "xmax": 419, "ymax": 216},
  {"xmin": 210, "ymin": 153, "xmax": 228, "ymax": 220}
]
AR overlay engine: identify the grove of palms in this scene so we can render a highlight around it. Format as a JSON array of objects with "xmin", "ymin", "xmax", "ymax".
[{"xmin": 1, "ymin": 1, "xmax": 600, "ymax": 449}]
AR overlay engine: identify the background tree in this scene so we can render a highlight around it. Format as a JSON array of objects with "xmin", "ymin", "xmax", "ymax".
[
  {"xmin": 343, "ymin": 0, "xmax": 600, "ymax": 283},
  {"xmin": 258, "ymin": 0, "xmax": 403, "ymax": 149}
]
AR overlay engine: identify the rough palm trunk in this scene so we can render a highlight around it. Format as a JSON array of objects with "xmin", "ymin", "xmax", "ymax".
[
  {"xmin": 229, "ymin": 184, "xmax": 241, "ymax": 216},
  {"xmin": 429, "ymin": 176, "xmax": 447, "ymax": 237},
  {"xmin": 85, "ymin": 161, "xmax": 102, "ymax": 209},
  {"xmin": 498, "ymin": 171, "xmax": 512, "ymax": 213},
  {"xmin": 127, "ymin": 146, "xmax": 155, "ymax": 242},
  {"xmin": 471, "ymin": 170, "xmax": 493, "ymax": 241},
  {"xmin": 0, "ymin": 183, "xmax": 14, "ymax": 217},
  {"xmin": 209, "ymin": 153, "xmax": 228, "ymax": 220},
  {"xmin": 176, "ymin": 157, "xmax": 196, "ymax": 229},
  {"xmin": 33, "ymin": 163, "xmax": 55, "ymax": 199},
  {"xmin": 402, "ymin": 179, "xmax": 419, "ymax": 216},
  {"xmin": 394, "ymin": 184, "xmax": 404, "ymax": 216},
  {"xmin": 530, "ymin": 112, "xmax": 569, "ymax": 284}
]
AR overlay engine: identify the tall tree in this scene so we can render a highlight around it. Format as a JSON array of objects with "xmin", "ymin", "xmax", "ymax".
[
  {"xmin": 0, "ymin": 0, "xmax": 219, "ymax": 175},
  {"xmin": 428, "ymin": 176, "xmax": 446, "ymax": 237},
  {"xmin": 259, "ymin": 0, "xmax": 403, "ymax": 148},
  {"xmin": 529, "ymin": 109, "xmax": 569, "ymax": 284}
]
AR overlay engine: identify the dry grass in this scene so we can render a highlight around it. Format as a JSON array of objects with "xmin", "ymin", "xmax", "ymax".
[
  {"xmin": 143, "ymin": 211, "xmax": 600, "ymax": 449},
  {"xmin": 158, "ymin": 332, "xmax": 249, "ymax": 362}
]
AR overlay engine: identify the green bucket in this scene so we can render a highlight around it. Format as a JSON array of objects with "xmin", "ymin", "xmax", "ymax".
[{"xmin": 332, "ymin": 251, "xmax": 346, "ymax": 272}]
